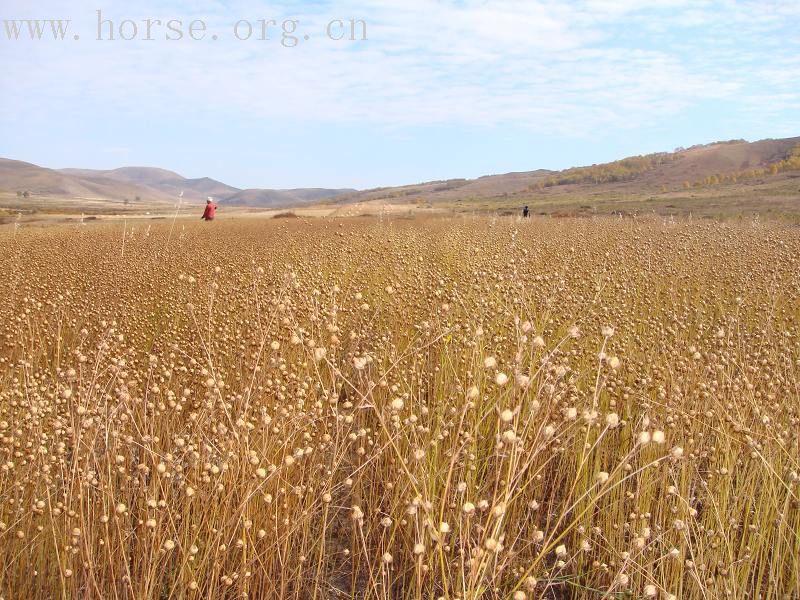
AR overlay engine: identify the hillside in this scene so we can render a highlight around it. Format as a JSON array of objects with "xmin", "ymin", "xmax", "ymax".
[
  {"xmin": 335, "ymin": 137, "xmax": 800, "ymax": 206},
  {"xmin": 0, "ymin": 160, "xmax": 352, "ymax": 208},
  {"xmin": 225, "ymin": 188, "xmax": 357, "ymax": 207},
  {"xmin": 61, "ymin": 167, "xmax": 242, "ymax": 200},
  {"xmin": 2, "ymin": 136, "xmax": 799, "ymax": 218},
  {"xmin": 0, "ymin": 159, "xmax": 166, "ymax": 202}
]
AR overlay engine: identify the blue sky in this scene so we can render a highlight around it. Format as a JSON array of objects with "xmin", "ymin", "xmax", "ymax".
[{"xmin": 1, "ymin": 0, "xmax": 799, "ymax": 189}]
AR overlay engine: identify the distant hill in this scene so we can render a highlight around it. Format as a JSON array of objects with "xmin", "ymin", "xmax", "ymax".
[
  {"xmin": 1, "ymin": 159, "xmax": 161, "ymax": 201},
  {"xmin": 334, "ymin": 137, "xmax": 800, "ymax": 205},
  {"xmin": 60, "ymin": 167, "xmax": 241, "ymax": 200},
  {"xmin": 225, "ymin": 188, "xmax": 357, "ymax": 207},
  {"xmin": 537, "ymin": 137, "xmax": 800, "ymax": 188},
  {"xmin": 2, "ymin": 136, "xmax": 799, "ymax": 214},
  {"xmin": 61, "ymin": 166, "xmax": 183, "ymax": 184},
  {"xmin": 1, "ymin": 160, "xmax": 353, "ymax": 207}
]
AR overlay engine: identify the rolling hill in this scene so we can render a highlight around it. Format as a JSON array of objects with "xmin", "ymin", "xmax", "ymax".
[
  {"xmin": 0, "ymin": 159, "xmax": 162, "ymax": 202},
  {"xmin": 0, "ymin": 160, "xmax": 354, "ymax": 208},
  {"xmin": 333, "ymin": 137, "xmax": 800, "ymax": 206},
  {"xmin": 2, "ymin": 136, "xmax": 799, "ymax": 217},
  {"xmin": 224, "ymin": 188, "xmax": 357, "ymax": 207},
  {"xmin": 59, "ymin": 167, "xmax": 242, "ymax": 200}
]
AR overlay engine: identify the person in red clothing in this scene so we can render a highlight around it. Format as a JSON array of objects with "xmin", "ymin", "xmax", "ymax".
[{"xmin": 201, "ymin": 198, "xmax": 217, "ymax": 221}]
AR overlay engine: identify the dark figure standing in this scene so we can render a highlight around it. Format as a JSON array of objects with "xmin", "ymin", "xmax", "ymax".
[{"xmin": 522, "ymin": 205, "xmax": 530, "ymax": 218}]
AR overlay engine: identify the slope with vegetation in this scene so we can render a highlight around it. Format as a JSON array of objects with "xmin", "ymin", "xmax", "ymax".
[
  {"xmin": 354, "ymin": 137, "xmax": 800, "ymax": 219},
  {"xmin": 0, "ymin": 160, "xmax": 353, "ymax": 208},
  {"xmin": 2, "ymin": 136, "xmax": 799, "ymax": 217}
]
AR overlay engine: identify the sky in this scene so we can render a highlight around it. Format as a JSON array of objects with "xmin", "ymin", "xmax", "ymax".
[{"xmin": 1, "ymin": 0, "xmax": 799, "ymax": 190}]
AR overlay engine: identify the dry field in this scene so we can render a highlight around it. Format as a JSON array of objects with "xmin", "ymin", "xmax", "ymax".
[{"xmin": 0, "ymin": 216, "xmax": 798, "ymax": 599}]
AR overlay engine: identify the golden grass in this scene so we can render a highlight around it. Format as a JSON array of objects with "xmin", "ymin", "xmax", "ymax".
[{"xmin": 0, "ymin": 216, "xmax": 798, "ymax": 599}]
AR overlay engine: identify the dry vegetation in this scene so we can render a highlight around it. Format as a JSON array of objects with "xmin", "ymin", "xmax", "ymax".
[
  {"xmin": 0, "ymin": 216, "xmax": 798, "ymax": 599},
  {"xmin": 538, "ymin": 141, "xmax": 800, "ymax": 190},
  {"xmin": 541, "ymin": 153, "xmax": 681, "ymax": 187}
]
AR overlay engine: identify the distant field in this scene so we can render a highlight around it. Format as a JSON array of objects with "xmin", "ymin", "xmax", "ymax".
[
  {"xmin": 0, "ymin": 192, "xmax": 443, "ymax": 226},
  {"xmin": 0, "ymin": 217, "xmax": 797, "ymax": 599},
  {"xmin": 3, "ymin": 172, "xmax": 800, "ymax": 226},
  {"xmin": 462, "ymin": 176, "xmax": 800, "ymax": 222}
]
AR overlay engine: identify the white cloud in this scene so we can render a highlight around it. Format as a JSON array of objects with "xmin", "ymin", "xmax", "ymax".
[{"xmin": 1, "ymin": 0, "xmax": 798, "ymax": 137}]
